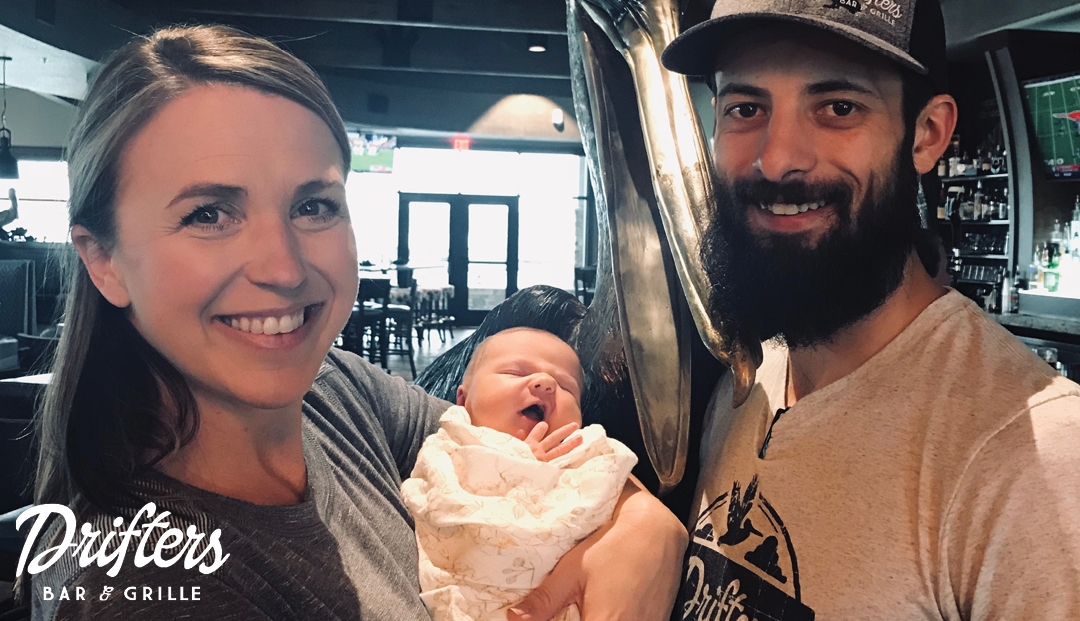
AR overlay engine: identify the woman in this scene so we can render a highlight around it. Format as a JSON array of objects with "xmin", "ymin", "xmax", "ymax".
[{"xmin": 25, "ymin": 25, "xmax": 685, "ymax": 621}]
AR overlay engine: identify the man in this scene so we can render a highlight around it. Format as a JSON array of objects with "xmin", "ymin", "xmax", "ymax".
[{"xmin": 659, "ymin": 0, "xmax": 1080, "ymax": 619}]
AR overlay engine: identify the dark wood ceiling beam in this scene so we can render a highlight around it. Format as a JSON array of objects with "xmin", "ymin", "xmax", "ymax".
[
  {"xmin": 320, "ymin": 67, "xmax": 573, "ymax": 99},
  {"xmin": 205, "ymin": 16, "xmax": 572, "ymax": 80},
  {"xmin": 311, "ymin": 63, "xmax": 569, "ymax": 82},
  {"xmin": 291, "ymin": 29, "xmax": 569, "ymax": 80},
  {"xmin": 119, "ymin": 0, "xmax": 569, "ymax": 34}
]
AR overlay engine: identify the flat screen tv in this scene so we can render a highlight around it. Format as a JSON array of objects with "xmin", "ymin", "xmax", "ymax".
[
  {"xmin": 1023, "ymin": 71, "xmax": 1080, "ymax": 179},
  {"xmin": 349, "ymin": 133, "xmax": 396, "ymax": 174}
]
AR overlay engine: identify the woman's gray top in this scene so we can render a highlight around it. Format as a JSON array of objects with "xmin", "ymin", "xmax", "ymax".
[{"xmin": 31, "ymin": 349, "xmax": 449, "ymax": 621}]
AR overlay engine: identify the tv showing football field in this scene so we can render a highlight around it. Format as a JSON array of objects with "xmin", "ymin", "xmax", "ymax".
[{"xmin": 1023, "ymin": 72, "xmax": 1080, "ymax": 179}]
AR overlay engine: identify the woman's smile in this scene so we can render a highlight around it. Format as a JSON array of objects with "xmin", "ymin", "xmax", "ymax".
[{"xmin": 213, "ymin": 302, "xmax": 325, "ymax": 349}]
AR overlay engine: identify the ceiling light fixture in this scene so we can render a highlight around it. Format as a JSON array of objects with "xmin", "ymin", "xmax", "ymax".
[
  {"xmin": 0, "ymin": 56, "xmax": 18, "ymax": 180},
  {"xmin": 527, "ymin": 34, "xmax": 548, "ymax": 53}
]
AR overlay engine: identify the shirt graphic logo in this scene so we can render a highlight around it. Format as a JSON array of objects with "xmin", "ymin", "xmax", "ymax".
[{"xmin": 676, "ymin": 476, "xmax": 814, "ymax": 620}]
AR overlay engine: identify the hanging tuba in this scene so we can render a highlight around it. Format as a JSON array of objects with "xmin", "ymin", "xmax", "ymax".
[{"xmin": 566, "ymin": 0, "xmax": 762, "ymax": 494}]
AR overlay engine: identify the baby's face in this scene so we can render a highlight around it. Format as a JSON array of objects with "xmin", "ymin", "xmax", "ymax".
[{"xmin": 456, "ymin": 330, "xmax": 584, "ymax": 440}]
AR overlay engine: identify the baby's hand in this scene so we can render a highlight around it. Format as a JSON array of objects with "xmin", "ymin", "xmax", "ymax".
[{"xmin": 524, "ymin": 422, "xmax": 582, "ymax": 462}]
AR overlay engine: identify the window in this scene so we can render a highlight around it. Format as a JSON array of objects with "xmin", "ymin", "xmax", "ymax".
[
  {"xmin": 2, "ymin": 160, "xmax": 70, "ymax": 243},
  {"xmin": 345, "ymin": 147, "xmax": 582, "ymax": 291}
]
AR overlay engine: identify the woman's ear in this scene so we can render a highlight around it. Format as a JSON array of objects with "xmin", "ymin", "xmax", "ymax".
[
  {"xmin": 71, "ymin": 225, "xmax": 131, "ymax": 308},
  {"xmin": 456, "ymin": 385, "xmax": 468, "ymax": 407},
  {"xmin": 912, "ymin": 94, "xmax": 958, "ymax": 175}
]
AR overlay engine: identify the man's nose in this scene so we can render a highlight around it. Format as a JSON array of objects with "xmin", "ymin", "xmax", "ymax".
[
  {"xmin": 755, "ymin": 108, "xmax": 816, "ymax": 183},
  {"xmin": 245, "ymin": 216, "xmax": 306, "ymax": 291}
]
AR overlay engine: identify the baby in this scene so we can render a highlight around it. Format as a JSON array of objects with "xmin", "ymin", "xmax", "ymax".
[{"xmin": 401, "ymin": 328, "xmax": 637, "ymax": 621}]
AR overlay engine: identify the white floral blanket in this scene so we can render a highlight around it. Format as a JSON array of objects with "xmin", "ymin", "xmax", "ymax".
[{"xmin": 402, "ymin": 405, "xmax": 638, "ymax": 621}]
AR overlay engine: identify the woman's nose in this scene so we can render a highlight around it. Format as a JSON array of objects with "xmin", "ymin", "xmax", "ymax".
[{"xmin": 246, "ymin": 216, "xmax": 306, "ymax": 290}]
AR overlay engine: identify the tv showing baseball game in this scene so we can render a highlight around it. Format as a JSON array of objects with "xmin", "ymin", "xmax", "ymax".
[{"xmin": 1023, "ymin": 71, "xmax": 1080, "ymax": 180}]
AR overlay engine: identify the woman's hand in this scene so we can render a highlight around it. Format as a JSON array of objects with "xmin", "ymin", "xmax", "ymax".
[{"xmin": 507, "ymin": 477, "xmax": 689, "ymax": 621}]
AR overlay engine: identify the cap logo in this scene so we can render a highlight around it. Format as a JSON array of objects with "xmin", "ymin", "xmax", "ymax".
[
  {"xmin": 823, "ymin": 0, "xmax": 862, "ymax": 15},
  {"xmin": 820, "ymin": 0, "xmax": 905, "ymax": 28},
  {"xmin": 869, "ymin": 0, "xmax": 904, "ymax": 23}
]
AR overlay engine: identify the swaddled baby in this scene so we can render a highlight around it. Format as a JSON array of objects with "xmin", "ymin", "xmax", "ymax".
[{"xmin": 401, "ymin": 328, "xmax": 637, "ymax": 621}]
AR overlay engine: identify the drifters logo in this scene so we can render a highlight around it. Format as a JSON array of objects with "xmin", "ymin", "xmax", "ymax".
[
  {"xmin": 822, "ymin": 0, "xmax": 862, "ymax": 14},
  {"xmin": 676, "ymin": 476, "xmax": 814, "ymax": 621},
  {"xmin": 823, "ymin": 0, "xmax": 905, "ymax": 27},
  {"xmin": 16, "ymin": 503, "xmax": 229, "ymax": 603}
]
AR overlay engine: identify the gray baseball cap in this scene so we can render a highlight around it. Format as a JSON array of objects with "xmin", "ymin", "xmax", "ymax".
[{"xmin": 661, "ymin": 0, "xmax": 947, "ymax": 92}]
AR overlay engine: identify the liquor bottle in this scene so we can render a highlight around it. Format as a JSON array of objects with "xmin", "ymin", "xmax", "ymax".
[
  {"xmin": 958, "ymin": 187, "xmax": 972, "ymax": 220},
  {"xmin": 937, "ymin": 157, "xmax": 948, "ymax": 178},
  {"xmin": 1049, "ymin": 221, "xmax": 1063, "ymax": 269},
  {"xmin": 979, "ymin": 148, "xmax": 992, "ymax": 175},
  {"xmin": 960, "ymin": 151, "xmax": 975, "ymax": 176},
  {"xmin": 973, "ymin": 181, "xmax": 984, "ymax": 220},
  {"xmin": 1031, "ymin": 244, "xmax": 1045, "ymax": 289},
  {"xmin": 1070, "ymin": 196, "xmax": 1080, "ymax": 258},
  {"xmin": 990, "ymin": 142, "xmax": 1006, "ymax": 174},
  {"xmin": 937, "ymin": 186, "xmax": 947, "ymax": 220},
  {"xmin": 1009, "ymin": 270, "xmax": 1020, "ymax": 313}
]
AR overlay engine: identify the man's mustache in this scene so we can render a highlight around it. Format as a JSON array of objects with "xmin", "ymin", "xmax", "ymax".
[{"xmin": 723, "ymin": 176, "xmax": 855, "ymax": 217}]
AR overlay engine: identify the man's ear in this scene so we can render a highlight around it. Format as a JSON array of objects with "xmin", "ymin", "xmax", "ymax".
[
  {"xmin": 912, "ymin": 94, "xmax": 958, "ymax": 174},
  {"xmin": 456, "ymin": 385, "xmax": 467, "ymax": 407},
  {"xmin": 71, "ymin": 225, "xmax": 131, "ymax": 308}
]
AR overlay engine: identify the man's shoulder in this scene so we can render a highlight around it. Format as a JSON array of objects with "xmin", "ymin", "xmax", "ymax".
[{"xmin": 929, "ymin": 294, "xmax": 1079, "ymax": 405}]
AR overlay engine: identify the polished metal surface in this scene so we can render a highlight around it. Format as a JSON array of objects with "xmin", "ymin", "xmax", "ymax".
[
  {"xmin": 568, "ymin": 0, "xmax": 763, "ymax": 492},
  {"xmin": 574, "ymin": 12, "xmax": 690, "ymax": 494}
]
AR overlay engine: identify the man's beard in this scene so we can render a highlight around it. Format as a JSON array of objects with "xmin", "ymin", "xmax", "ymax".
[{"xmin": 701, "ymin": 143, "xmax": 921, "ymax": 349}]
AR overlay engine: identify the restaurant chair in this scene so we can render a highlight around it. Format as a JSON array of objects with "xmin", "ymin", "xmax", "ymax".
[
  {"xmin": 426, "ymin": 286, "xmax": 456, "ymax": 344},
  {"xmin": 359, "ymin": 278, "xmax": 391, "ymax": 367},
  {"xmin": 574, "ymin": 266, "xmax": 596, "ymax": 307},
  {"xmin": 413, "ymin": 288, "xmax": 437, "ymax": 344},
  {"xmin": 384, "ymin": 277, "xmax": 417, "ymax": 378},
  {"xmin": 341, "ymin": 278, "xmax": 391, "ymax": 366},
  {"xmin": 15, "ymin": 332, "xmax": 58, "ymax": 375}
]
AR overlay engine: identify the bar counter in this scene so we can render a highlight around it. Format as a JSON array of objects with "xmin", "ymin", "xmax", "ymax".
[{"xmin": 993, "ymin": 313, "xmax": 1080, "ymax": 338}]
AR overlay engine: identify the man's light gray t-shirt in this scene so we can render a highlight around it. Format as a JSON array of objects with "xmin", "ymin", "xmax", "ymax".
[
  {"xmin": 678, "ymin": 290, "xmax": 1080, "ymax": 620},
  {"xmin": 32, "ymin": 348, "xmax": 449, "ymax": 620}
]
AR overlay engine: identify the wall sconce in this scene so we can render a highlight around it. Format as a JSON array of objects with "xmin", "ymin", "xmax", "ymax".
[
  {"xmin": 0, "ymin": 56, "xmax": 18, "ymax": 180},
  {"xmin": 551, "ymin": 107, "xmax": 565, "ymax": 132},
  {"xmin": 528, "ymin": 34, "xmax": 548, "ymax": 53}
]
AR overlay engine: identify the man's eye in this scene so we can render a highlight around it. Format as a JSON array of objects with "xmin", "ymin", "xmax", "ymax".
[
  {"xmin": 828, "ymin": 101, "xmax": 856, "ymax": 117},
  {"xmin": 728, "ymin": 103, "xmax": 761, "ymax": 119}
]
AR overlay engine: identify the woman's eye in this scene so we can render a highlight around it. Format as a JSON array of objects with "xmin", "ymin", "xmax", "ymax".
[
  {"xmin": 728, "ymin": 103, "xmax": 761, "ymax": 119},
  {"xmin": 180, "ymin": 205, "xmax": 224, "ymax": 228},
  {"xmin": 295, "ymin": 198, "xmax": 341, "ymax": 219},
  {"xmin": 828, "ymin": 101, "xmax": 856, "ymax": 117}
]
